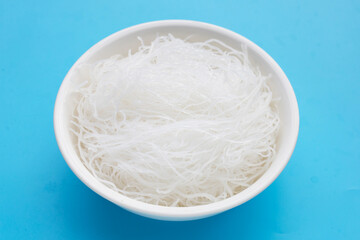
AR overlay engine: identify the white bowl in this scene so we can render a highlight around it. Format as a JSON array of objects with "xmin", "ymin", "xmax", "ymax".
[{"xmin": 54, "ymin": 20, "xmax": 299, "ymax": 221}]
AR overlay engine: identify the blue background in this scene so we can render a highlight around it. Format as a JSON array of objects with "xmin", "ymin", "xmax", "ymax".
[{"xmin": 1, "ymin": 0, "xmax": 359, "ymax": 239}]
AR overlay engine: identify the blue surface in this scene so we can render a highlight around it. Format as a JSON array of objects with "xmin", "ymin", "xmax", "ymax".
[{"xmin": 1, "ymin": 0, "xmax": 359, "ymax": 239}]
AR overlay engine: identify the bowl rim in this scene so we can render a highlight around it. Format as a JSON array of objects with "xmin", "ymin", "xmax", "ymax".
[{"xmin": 54, "ymin": 19, "xmax": 299, "ymax": 220}]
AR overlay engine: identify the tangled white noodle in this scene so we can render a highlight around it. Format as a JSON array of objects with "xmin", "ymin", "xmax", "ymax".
[{"xmin": 70, "ymin": 34, "xmax": 280, "ymax": 207}]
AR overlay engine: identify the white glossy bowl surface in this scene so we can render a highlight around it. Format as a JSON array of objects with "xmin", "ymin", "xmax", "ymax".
[{"xmin": 54, "ymin": 20, "xmax": 299, "ymax": 221}]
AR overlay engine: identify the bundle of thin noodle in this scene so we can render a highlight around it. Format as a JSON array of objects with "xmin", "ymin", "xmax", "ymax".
[{"xmin": 71, "ymin": 35, "xmax": 280, "ymax": 207}]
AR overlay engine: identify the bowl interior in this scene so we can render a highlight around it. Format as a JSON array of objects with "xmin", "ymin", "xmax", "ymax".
[{"xmin": 54, "ymin": 20, "xmax": 299, "ymax": 220}]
